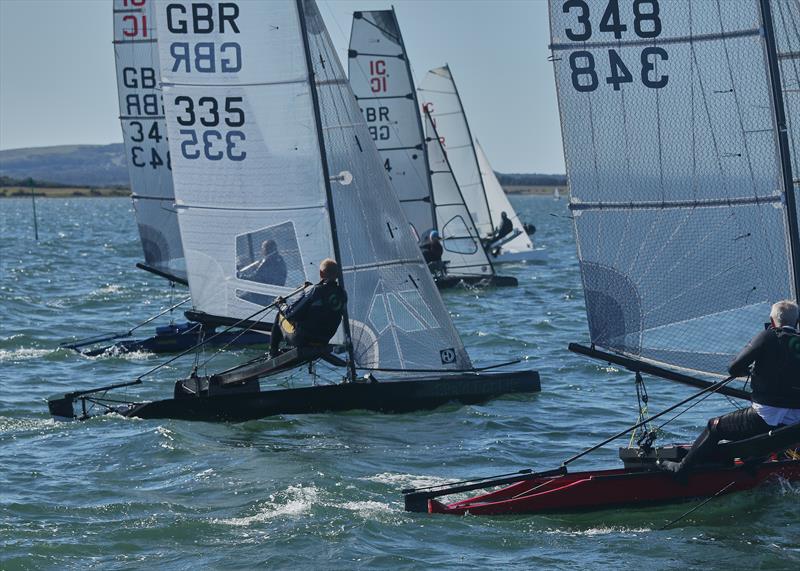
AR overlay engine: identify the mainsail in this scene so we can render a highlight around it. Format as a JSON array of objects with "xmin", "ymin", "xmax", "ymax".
[
  {"xmin": 419, "ymin": 66, "xmax": 495, "ymax": 239},
  {"xmin": 347, "ymin": 9, "xmax": 434, "ymax": 241},
  {"xmin": 475, "ymin": 139, "xmax": 536, "ymax": 254},
  {"xmin": 154, "ymin": 0, "xmax": 470, "ymax": 373},
  {"xmin": 549, "ymin": 0, "xmax": 799, "ymax": 376},
  {"xmin": 348, "ymin": 9, "xmax": 492, "ymax": 278},
  {"xmin": 113, "ymin": 0, "xmax": 185, "ymax": 283}
]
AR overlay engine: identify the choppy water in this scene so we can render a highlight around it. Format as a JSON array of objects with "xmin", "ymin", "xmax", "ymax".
[{"xmin": 1, "ymin": 196, "xmax": 798, "ymax": 570}]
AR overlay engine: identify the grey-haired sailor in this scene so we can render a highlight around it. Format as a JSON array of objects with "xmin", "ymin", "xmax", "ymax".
[
  {"xmin": 660, "ymin": 300, "xmax": 800, "ymax": 477},
  {"xmin": 268, "ymin": 258, "xmax": 347, "ymax": 358}
]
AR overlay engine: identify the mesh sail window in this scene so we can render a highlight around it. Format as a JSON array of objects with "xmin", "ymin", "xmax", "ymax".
[
  {"xmin": 114, "ymin": 0, "xmax": 185, "ymax": 282},
  {"xmin": 475, "ymin": 140, "xmax": 535, "ymax": 254},
  {"xmin": 424, "ymin": 111, "xmax": 493, "ymax": 277},
  {"xmin": 301, "ymin": 0, "xmax": 471, "ymax": 372},
  {"xmin": 549, "ymin": 0, "xmax": 796, "ymax": 376},
  {"xmin": 419, "ymin": 66, "xmax": 495, "ymax": 239},
  {"xmin": 155, "ymin": 0, "xmax": 334, "ymax": 319},
  {"xmin": 348, "ymin": 9, "xmax": 435, "ymax": 242}
]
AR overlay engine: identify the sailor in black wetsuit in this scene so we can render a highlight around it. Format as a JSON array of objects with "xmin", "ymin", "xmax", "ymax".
[
  {"xmin": 659, "ymin": 300, "xmax": 800, "ymax": 477},
  {"xmin": 493, "ymin": 212, "xmax": 514, "ymax": 242},
  {"xmin": 420, "ymin": 230, "xmax": 444, "ymax": 266},
  {"xmin": 268, "ymin": 258, "xmax": 347, "ymax": 358}
]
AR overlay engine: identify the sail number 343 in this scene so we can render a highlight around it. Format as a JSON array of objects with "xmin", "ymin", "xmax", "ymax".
[{"xmin": 562, "ymin": 0, "xmax": 667, "ymax": 92}]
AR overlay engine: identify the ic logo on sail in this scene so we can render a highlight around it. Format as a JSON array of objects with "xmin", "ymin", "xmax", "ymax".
[{"xmin": 440, "ymin": 348, "xmax": 456, "ymax": 365}]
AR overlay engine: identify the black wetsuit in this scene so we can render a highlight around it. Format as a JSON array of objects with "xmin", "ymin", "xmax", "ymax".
[
  {"xmin": 269, "ymin": 279, "xmax": 347, "ymax": 356},
  {"xmin": 494, "ymin": 217, "xmax": 513, "ymax": 242},
  {"xmin": 420, "ymin": 239, "xmax": 443, "ymax": 264},
  {"xmin": 662, "ymin": 326, "xmax": 800, "ymax": 477}
]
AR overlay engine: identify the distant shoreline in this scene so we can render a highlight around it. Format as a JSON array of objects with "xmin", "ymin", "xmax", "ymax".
[
  {"xmin": 1, "ymin": 185, "xmax": 568, "ymax": 199},
  {"xmin": 0, "ymin": 186, "xmax": 130, "ymax": 198}
]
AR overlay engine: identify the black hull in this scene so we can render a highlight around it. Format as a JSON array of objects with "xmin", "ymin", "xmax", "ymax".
[
  {"xmin": 436, "ymin": 275, "xmax": 518, "ymax": 289},
  {"xmin": 123, "ymin": 370, "xmax": 540, "ymax": 422}
]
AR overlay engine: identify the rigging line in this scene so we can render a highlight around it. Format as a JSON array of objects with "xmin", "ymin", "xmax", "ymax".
[
  {"xmin": 133, "ymin": 283, "xmax": 311, "ymax": 382},
  {"xmin": 561, "ymin": 376, "xmax": 738, "ymax": 467},
  {"xmin": 659, "ymin": 481, "xmax": 737, "ymax": 531}
]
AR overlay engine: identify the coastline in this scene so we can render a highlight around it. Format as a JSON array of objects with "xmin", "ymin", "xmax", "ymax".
[{"xmin": 0, "ymin": 186, "xmax": 130, "ymax": 198}]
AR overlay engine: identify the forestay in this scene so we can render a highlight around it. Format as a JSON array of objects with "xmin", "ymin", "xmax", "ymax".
[
  {"xmin": 419, "ymin": 66, "xmax": 495, "ymax": 239},
  {"xmin": 425, "ymin": 112, "xmax": 493, "ymax": 278},
  {"xmin": 114, "ymin": 0, "xmax": 186, "ymax": 282},
  {"xmin": 348, "ymin": 9, "xmax": 434, "ymax": 242},
  {"xmin": 475, "ymin": 140, "xmax": 535, "ymax": 254},
  {"xmin": 155, "ymin": 0, "xmax": 470, "ymax": 374},
  {"xmin": 549, "ymin": 0, "xmax": 797, "ymax": 376}
]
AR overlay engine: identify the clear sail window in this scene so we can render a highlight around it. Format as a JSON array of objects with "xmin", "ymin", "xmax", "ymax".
[
  {"xmin": 441, "ymin": 215, "xmax": 478, "ymax": 254},
  {"xmin": 235, "ymin": 221, "xmax": 306, "ymax": 288}
]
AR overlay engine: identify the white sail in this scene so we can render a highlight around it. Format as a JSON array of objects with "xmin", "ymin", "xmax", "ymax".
[
  {"xmin": 549, "ymin": 0, "xmax": 798, "ymax": 376},
  {"xmin": 349, "ymin": 9, "xmax": 492, "ymax": 278},
  {"xmin": 154, "ymin": 0, "xmax": 470, "ymax": 373},
  {"xmin": 425, "ymin": 112, "xmax": 493, "ymax": 277},
  {"xmin": 348, "ymin": 9, "xmax": 434, "ymax": 242},
  {"xmin": 475, "ymin": 140, "xmax": 535, "ymax": 254},
  {"xmin": 419, "ymin": 66, "xmax": 495, "ymax": 239},
  {"xmin": 113, "ymin": 0, "xmax": 185, "ymax": 282}
]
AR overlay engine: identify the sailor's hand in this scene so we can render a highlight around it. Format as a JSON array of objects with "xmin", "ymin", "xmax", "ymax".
[
  {"xmin": 276, "ymin": 296, "xmax": 285, "ymax": 304},
  {"xmin": 304, "ymin": 281, "xmax": 313, "ymax": 287}
]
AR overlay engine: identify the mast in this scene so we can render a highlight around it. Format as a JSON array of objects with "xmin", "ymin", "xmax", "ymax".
[
  {"xmin": 759, "ymin": 0, "xmax": 800, "ymax": 297},
  {"xmin": 392, "ymin": 5, "xmax": 438, "ymax": 233},
  {"xmin": 297, "ymin": 0, "xmax": 357, "ymax": 381},
  {"xmin": 425, "ymin": 108, "xmax": 497, "ymax": 275},
  {"xmin": 447, "ymin": 64, "xmax": 495, "ymax": 235}
]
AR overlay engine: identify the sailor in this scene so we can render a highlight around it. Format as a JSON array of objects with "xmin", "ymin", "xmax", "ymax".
[
  {"xmin": 420, "ymin": 230, "xmax": 444, "ymax": 266},
  {"xmin": 238, "ymin": 239, "xmax": 288, "ymax": 286},
  {"xmin": 659, "ymin": 300, "xmax": 800, "ymax": 477},
  {"xmin": 268, "ymin": 258, "xmax": 347, "ymax": 358},
  {"xmin": 493, "ymin": 211, "xmax": 514, "ymax": 242}
]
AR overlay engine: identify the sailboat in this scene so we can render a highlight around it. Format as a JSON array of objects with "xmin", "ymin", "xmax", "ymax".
[
  {"xmin": 61, "ymin": 0, "xmax": 269, "ymax": 356},
  {"xmin": 347, "ymin": 9, "xmax": 516, "ymax": 288},
  {"xmin": 403, "ymin": 0, "xmax": 800, "ymax": 515},
  {"xmin": 47, "ymin": 0, "xmax": 540, "ymax": 423},
  {"xmin": 419, "ymin": 66, "xmax": 545, "ymax": 263}
]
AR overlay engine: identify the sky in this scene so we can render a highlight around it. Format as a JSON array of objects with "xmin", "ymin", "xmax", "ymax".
[{"xmin": 0, "ymin": 0, "xmax": 565, "ymax": 173}]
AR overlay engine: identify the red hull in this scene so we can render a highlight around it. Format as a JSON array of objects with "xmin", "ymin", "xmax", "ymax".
[{"xmin": 429, "ymin": 460, "xmax": 800, "ymax": 515}]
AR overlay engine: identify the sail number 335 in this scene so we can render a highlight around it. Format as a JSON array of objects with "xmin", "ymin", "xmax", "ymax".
[{"xmin": 562, "ymin": 0, "xmax": 667, "ymax": 92}]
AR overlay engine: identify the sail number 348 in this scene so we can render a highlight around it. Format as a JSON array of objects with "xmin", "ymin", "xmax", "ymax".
[{"xmin": 562, "ymin": 0, "xmax": 667, "ymax": 92}]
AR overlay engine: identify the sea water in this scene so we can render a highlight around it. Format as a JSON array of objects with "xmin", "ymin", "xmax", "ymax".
[{"xmin": 1, "ymin": 196, "xmax": 798, "ymax": 570}]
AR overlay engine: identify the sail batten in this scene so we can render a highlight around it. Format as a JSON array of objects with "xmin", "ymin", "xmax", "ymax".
[{"xmin": 550, "ymin": 0, "xmax": 797, "ymax": 376}]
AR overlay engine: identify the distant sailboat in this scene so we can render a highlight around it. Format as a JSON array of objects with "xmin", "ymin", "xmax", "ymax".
[
  {"xmin": 49, "ymin": 0, "xmax": 539, "ymax": 422},
  {"xmin": 347, "ymin": 9, "xmax": 516, "ymax": 287},
  {"xmin": 62, "ymin": 0, "xmax": 268, "ymax": 355},
  {"xmin": 553, "ymin": 188, "xmax": 561, "ymax": 201},
  {"xmin": 419, "ymin": 65, "xmax": 545, "ymax": 263}
]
